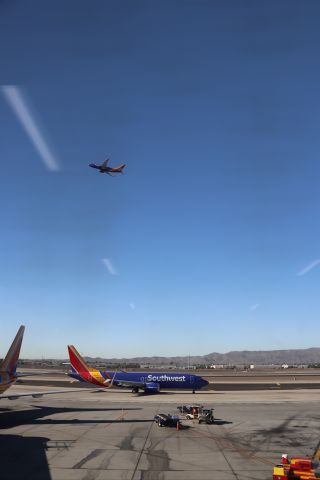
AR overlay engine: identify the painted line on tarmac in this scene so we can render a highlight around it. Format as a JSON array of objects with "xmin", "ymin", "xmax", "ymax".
[
  {"xmin": 103, "ymin": 409, "xmax": 128, "ymax": 428},
  {"xmin": 187, "ymin": 424, "xmax": 274, "ymax": 467},
  {"xmin": 129, "ymin": 405, "xmax": 159, "ymax": 480}
]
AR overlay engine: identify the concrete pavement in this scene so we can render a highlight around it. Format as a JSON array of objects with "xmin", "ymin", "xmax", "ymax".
[{"xmin": 1, "ymin": 387, "xmax": 320, "ymax": 479}]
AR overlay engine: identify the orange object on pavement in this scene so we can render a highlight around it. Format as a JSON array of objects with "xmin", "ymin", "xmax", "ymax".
[{"xmin": 272, "ymin": 456, "xmax": 320, "ymax": 479}]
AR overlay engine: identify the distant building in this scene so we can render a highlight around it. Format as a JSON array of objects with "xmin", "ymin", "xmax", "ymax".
[{"xmin": 139, "ymin": 365, "xmax": 178, "ymax": 370}]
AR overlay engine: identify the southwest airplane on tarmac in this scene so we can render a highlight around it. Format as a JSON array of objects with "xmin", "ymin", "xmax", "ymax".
[{"xmin": 68, "ymin": 345, "xmax": 209, "ymax": 394}]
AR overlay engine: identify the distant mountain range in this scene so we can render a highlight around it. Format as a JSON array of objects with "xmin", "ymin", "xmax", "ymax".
[{"xmin": 85, "ymin": 347, "xmax": 320, "ymax": 366}]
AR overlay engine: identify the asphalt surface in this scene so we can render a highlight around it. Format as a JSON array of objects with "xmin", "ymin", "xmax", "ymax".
[
  {"xmin": 16, "ymin": 377, "xmax": 320, "ymax": 390},
  {"xmin": 1, "ymin": 386, "xmax": 320, "ymax": 479}
]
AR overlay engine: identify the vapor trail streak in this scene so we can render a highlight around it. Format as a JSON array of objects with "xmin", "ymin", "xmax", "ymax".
[
  {"xmin": 1, "ymin": 85, "xmax": 60, "ymax": 171},
  {"xmin": 297, "ymin": 259, "xmax": 320, "ymax": 276},
  {"xmin": 102, "ymin": 258, "xmax": 117, "ymax": 275},
  {"xmin": 250, "ymin": 304, "xmax": 260, "ymax": 311}
]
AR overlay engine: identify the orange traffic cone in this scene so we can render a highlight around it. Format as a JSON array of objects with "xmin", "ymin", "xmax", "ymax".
[{"xmin": 176, "ymin": 421, "xmax": 180, "ymax": 431}]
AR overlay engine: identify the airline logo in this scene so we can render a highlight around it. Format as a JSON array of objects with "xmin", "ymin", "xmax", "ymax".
[{"xmin": 147, "ymin": 374, "xmax": 186, "ymax": 382}]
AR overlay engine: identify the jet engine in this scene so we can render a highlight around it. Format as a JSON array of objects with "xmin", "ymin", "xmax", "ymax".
[{"xmin": 144, "ymin": 382, "xmax": 160, "ymax": 393}]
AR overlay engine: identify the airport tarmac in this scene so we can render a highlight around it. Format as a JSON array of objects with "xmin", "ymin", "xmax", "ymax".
[
  {"xmin": 1, "ymin": 386, "xmax": 320, "ymax": 479},
  {"xmin": 16, "ymin": 369, "xmax": 320, "ymax": 391}
]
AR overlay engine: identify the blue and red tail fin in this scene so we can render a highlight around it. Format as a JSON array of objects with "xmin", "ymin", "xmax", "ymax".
[
  {"xmin": 68, "ymin": 345, "xmax": 93, "ymax": 375},
  {"xmin": 1, "ymin": 325, "xmax": 25, "ymax": 374},
  {"xmin": 67, "ymin": 345, "xmax": 112, "ymax": 386}
]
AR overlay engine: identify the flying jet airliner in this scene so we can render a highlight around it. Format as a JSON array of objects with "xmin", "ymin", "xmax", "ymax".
[
  {"xmin": 68, "ymin": 345, "xmax": 209, "ymax": 394},
  {"xmin": 89, "ymin": 158, "xmax": 126, "ymax": 175}
]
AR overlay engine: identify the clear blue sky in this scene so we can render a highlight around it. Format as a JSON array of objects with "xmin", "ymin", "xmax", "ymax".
[{"xmin": 0, "ymin": 1, "xmax": 320, "ymax": 358}]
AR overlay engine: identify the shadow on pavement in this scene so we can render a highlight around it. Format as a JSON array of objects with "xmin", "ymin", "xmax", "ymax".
[
  {"xmin": 32, "ymin": 418, "xmax": 153, "ymax": 425},
  {"xmin": 178, "ymin": 424, "xmax": 192, "ymax": 430},
  {"xmin": 135, "ymin": 390, "xmax": 222, "ymax": 397},
  {"xmin": 0, "ymin": 405, "xmax": 141, "ymax": 429},
  {"xmin": 0, "ymin": 434, "xmax": 50, "ymax": 480},
  {"xmin": 213, "ymin": 419, "xmax": 233, "ymax": 425}
]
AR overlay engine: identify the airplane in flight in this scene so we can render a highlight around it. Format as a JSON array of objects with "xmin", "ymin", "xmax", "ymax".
[
  {"xmin": 0, "ymin": 326, "xmax": 82, "ymax": 400},
  {"xmin": 68, "ymin": 345, "xmax": 209, "ymax": 394},
  {"xmin": 89, "ymin": 158, "xmax": 126, "ymax": 175}
]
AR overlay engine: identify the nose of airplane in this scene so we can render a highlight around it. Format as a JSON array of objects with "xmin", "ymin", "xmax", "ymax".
[{"xmin": 202, "ymin": 378, "xmax": 209, "ymax": 387}]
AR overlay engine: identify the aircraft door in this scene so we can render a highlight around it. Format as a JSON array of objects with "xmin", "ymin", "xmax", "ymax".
[{"xmin": 190, "ymin": 376, "xmax": 194, "ymax": 383}]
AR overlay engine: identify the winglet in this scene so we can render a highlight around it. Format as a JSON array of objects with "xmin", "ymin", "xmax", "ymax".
[{"xmin": 1, "ymin": 325, "xmax": 25, "ymax": 374}]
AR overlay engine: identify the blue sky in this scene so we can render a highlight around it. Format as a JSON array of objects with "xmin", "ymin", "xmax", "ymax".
[{"xmin": 1, "ymin": 1, "xmax": 320, "ymax": 358}]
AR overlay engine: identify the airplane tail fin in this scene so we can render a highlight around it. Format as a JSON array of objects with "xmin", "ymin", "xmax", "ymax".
[
  {"xmin": 1, "ymin": 325, "xmax": 25, "ymax": 374},
  {"xmin": 119, "ymin": 164, "xmax": 126, "ymax": 173},
  {"xmin": 68, "ymin": 345, "xmax": 113, "ymax": 387},
  {"xmin": 68, "ymin": 345, "xmax": 96, "ymax": 375}
]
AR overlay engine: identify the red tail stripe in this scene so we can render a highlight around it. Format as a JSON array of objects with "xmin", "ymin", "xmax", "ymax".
[{"xmin": 68, "ymin": 346, "xmax": 89, "ymax": 373}]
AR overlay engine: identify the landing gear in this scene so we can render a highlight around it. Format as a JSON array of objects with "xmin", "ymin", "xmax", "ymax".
[
  {"xmin": 192, "ymin": 389, "xmax": 195, "ymax": 394},
  {"xmin": 132, "ymin": 387, "xmax": 139, "ymax": 393}
]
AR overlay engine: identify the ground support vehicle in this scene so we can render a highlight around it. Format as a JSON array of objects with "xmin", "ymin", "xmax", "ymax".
[
  {"xmin": 272, "ymin": 457, "xmax": 320, "ymax": 479},
  {"xmin": 177, "ymin": 404, "xmax": 203, "ymax": 415},
  {"xmin": 179, "ymin": 405, "xmax": 214, "ymax": 424},
  {"xmin": 154, "ymin": 414, "xmax": 181, "ymax": 428},
  {"xmin": 198, "ymin": 408, "xmax": 214, "ymax": 424}
]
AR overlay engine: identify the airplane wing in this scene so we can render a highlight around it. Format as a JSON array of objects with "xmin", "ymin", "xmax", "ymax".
[
  {"xmin": 101, "ymin": 158, "xmax": 109, "ymax": 168},
  {"xmin": 86, "ymin": 374, "xmax": 144, "ymax": 389},
  {"xmin": 0, "ymin": 389, "xmax": 84, "ymax": 400},
  {"xmin": 114, "ymin": 379, "xmax": 145, "ymax": 388}
]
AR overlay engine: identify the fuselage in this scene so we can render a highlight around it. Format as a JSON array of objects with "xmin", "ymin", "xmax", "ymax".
[
  {"xmin": 69, "ymin": 369, "xmax": 208, "ymax": 391},
  {"xmin": 89, "ymin": 163, "xmax": 125, "ymax": 173}
]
